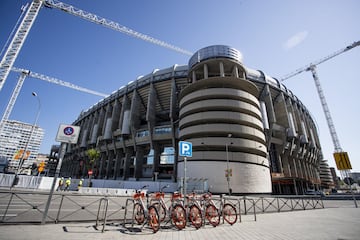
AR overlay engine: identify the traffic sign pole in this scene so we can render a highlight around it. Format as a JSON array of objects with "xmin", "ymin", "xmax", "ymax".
[
  {"xmin": 184, "ymin": 156, "xmax": 187, "ymax": 203},
  {"xmin": 333, "ymin": 152, "xmax": 357, "ymax": 208},
  {"xmin": 42, "ymin": 142, "xmax": 67, "ymax": 224},
  {"xmin": 343, "ymin": 170, "xmax": 358, "ymax": 208},
  {"xmin": 178, "ymin": 141, "xmax": 192, "ymax": 205},
  {"xmin": 42, "ymin": 124, "xmax": 81, "ymax": 223}
]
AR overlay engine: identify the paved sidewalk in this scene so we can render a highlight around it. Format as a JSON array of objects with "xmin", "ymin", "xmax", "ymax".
[{"xmin": 0, "ymin": 206, "xmax": 359, "ymax": 240}]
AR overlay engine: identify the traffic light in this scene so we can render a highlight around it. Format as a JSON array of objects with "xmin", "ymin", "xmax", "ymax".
[{"xmin": 38, "ymin": 161, "xmax": 46, "ymax": 173}]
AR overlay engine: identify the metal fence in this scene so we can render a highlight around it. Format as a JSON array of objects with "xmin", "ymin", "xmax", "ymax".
[
  {"xmin": 0, "ymin": 190, "xmax": 128, "ymax": 224},
  {"xmin": 219, "ymin": 195, "xmax": 324, "ymax": 223},
  {"xmin": 0, "ymin": 189, "xmax": 324, "ymax": 225}
]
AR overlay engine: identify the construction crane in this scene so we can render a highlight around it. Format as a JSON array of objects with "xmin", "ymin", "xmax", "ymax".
[
  {"xmin": 281, "ymin": 41, "xmax": 359, "ymax": 207},
  {"xmin": 12, "ymin": 67, "xmax": 108, "ymax": 97},
  {"xmin": 0, "ymin": 67, "xmax": 109, "ymax": 135},
  {"xmin": 280, "ymin": 40, "xmax": 359, "ymax": 154},
  {"xmin": 281, "ymin": 41, "xmax": 360, "ymax": 81},
  {"xmin": 0, "ymin": 0, "xmax": 193, "ymax": 92},
  {"xmin": 0, "ymin": 0, "xmax": 42, "ymax": 92}
]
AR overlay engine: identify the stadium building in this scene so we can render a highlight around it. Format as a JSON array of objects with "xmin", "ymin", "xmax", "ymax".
[{"xmin": 61, "ymin": 45, "xmax": 323, "ymax": 195}]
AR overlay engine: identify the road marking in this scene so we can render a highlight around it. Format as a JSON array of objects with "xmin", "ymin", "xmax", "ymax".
[{"xmin": 0, "ymin": 214, "xmax": 17, "ymax": 217}]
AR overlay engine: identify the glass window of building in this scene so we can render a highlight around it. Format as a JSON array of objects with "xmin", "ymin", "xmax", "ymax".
[
  {"xmin": 160, "ymin": 147, "xmax": 174, "ymax": 164},
  {"xmin": 136, "ymin": 130, "xmax": 149, "ymax": 137},
  {"xmin": 147, "ymin": 149, "xmax": 154, "ymax": 165},
  {"xmin": 154, "ymin": 127, "xmax": 171, "ymax": 135}
]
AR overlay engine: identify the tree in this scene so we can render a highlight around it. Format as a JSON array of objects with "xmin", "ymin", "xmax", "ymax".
[
  {"xmin": 86, "ymin": 148, "xmax": 100, "ymax": 169},
  {"xmin": 86, "ymin": 148, "xmax": 100, "ymax": 187}
]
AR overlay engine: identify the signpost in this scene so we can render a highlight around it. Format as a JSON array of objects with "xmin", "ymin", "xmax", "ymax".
[
  {"xmin": 55, "ymin": 124, "xmax": 80, "ymax": 144},
  {"xmin": 225, "ymin": 168, "xmax": 232, "ymax": 177},
  {"xmin": 179, "ymin": 141, "xmax": 192, "ymax": 158},
  {"xmin": 179, "ymin": 141, "xmax": 192, "ymax": 200},
  {"xmin": 334, "ymin": 152, "xmax": 352, "ymax": 170},
  {"xmin": 42, "ymin": 124, "xmax": 80, "ymax": 224},
  {"xmin": 333, "ymin": 151, "xmax": 357, "ymax": 208},
  {"xmin": 38, "ymin": 161, "xmax": 45, "ymax": 174}
]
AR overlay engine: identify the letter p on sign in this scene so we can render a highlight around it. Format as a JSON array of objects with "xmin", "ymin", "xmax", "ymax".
[{"xmin": 179, "ymin": 141, "xmax": 192, "ymax": 157}]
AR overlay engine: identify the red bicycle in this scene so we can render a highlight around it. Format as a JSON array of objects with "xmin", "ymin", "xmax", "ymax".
[
  {"xmin": 221, "ymin": 195, "xmax": 237, "ymax": 225},
  {"xmin": 133, "ymin": 186, "xmax": 160, "ymax": 233},
  {"xmin": 185, "ymin": 192, "xmax": 203, "ymax": 229},
  {"xmin": 201, "ymin": 192, "xmax": 220, "ymax": 227},
  {"xmin": 149, "ymin": 186, "xmax": 187, "ymax": 230}
]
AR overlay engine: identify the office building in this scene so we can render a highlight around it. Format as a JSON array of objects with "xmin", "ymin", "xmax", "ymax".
[{"xmin": 0, "ymin": 120, "xmax": 44, "ymax": 173}]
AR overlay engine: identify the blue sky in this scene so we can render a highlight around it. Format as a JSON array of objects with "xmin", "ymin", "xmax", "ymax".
[{"xmin": 0, "ymin": 0, "xmax": 359, "ymax": 172}]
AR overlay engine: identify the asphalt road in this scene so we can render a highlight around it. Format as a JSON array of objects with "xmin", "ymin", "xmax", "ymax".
[{"xmin": 0, "ymin": 190, "xmax": 129, "ymax": 223}]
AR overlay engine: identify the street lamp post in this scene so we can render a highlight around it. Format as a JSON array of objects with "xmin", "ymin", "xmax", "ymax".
[
  {"xmin": 12, "ymin": 92, "xmax": 41, "ymax": 187},
  {"xmin": 226, "ymin": 133, "xmax": 232, "ymax": 195}
]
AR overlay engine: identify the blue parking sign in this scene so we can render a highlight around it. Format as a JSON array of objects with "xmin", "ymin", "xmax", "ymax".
[{"xmin": 179, "ymin": 141, "xmax": 192, "ymax": 157}]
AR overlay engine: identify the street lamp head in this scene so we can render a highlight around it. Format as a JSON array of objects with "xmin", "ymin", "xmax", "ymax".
[{"xmin": 31, "ymin": 92, "xmax": 41, "ymax": 109}]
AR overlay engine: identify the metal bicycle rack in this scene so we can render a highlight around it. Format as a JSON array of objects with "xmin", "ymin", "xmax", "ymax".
[
  {"xmin": 123, "ymin": 198, "xmax": 135, "ymax": 228},
  {"xmin": 124, "ymin": 197, "xmax": 156, "ymax": 231},
  {"xmin": 222, "ymin": 195, "xmax": 257, "ymax": 223},
  {"xmin": 95, "ymin": 198, "xmax": 109, "ymax": 233},
  {"xmin": 149, "ymin": 197, "xmax": 172, "ymax": 227}
]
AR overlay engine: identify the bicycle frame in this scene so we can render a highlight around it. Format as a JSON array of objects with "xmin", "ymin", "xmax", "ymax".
[
  {"xmin": 219, "ymin": 194, "xmax": 238, "ymax": 225},
  {"xmin": 149, "ymin": 189, "xmax": 187, "ymax": 230},
  {"xmin": 200, "ymin": 192, "xmax": 220, "ymax": 227},
  {"xmin": 185, "ymin": 192, "xmax": 203, "ymax": 229},
  {"xmin": 132, "ymin": 187, "xmax": 160, "ymax": 233}
]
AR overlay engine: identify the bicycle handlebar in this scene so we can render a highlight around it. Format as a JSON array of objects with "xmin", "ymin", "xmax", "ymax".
[
  {"xmin": 136, "ymin": 185, "xmax": 149, "ymax": 193},
  {"xmin": 160, "ymin": 184, "xmax": 170, "ymax": 192}
]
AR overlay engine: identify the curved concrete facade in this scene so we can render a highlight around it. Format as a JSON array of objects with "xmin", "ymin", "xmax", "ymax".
[
  {"xmin": 178, "ymin": 47, "xmax": 271, "ymax": 193},
  {"xmin": 61, "ymin": 45, "xmax": 323, "ymax": 195}
]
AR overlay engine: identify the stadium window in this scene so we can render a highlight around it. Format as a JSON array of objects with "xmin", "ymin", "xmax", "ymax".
[
  {"xmin": 160, "ymin": 147, "xmax": 174, "ymax": 164},
  {"xmin": 136, "ymin": 130, "xmax": 149, "ymax": 137},
  {"xmin": 147, "ymin": 149, "xmax": 154, "ymax": 165},
  {"xmin": 154, "ymin": 127, "xmax": 171, "ymax": 135}
]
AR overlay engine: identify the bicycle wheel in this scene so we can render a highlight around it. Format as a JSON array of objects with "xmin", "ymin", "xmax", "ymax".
[
  {"xmin": 171, "ymin": 204, "xmax": 186, "ymax": 230},
  {"xmin": 189, "ymin": 205, "xmax": 203, "ymax": 229},
  {"xmin": 147, "ymin": 205, "xmax": 160, "ymax": 233},
  {"xmin": 205, "ymin": 204, "xmax": 220, "ymax": 227},
  {"xmin": 222, "ymin": 203, "xmax": 237, "ymax": 225},
  {"xmin": 134, "ymin": 203, "xmax": 145, "ymax": 224},
  {"xmin": 152, "ymin": 202, "xmax": 166, "ymax": 222}
]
